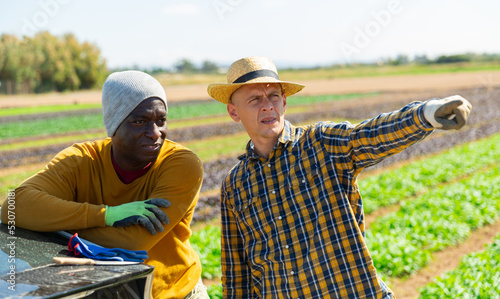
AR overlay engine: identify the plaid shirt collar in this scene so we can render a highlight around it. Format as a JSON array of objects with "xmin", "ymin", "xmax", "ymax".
[{"xmin": 238, "ymin": 120, "xmax": 295, "ymax": 161}]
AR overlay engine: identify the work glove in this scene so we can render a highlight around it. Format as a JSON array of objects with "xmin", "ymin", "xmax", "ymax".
[
  {"xmin": 69, "ymin": 233, "xmax": 149, "ymax": 262},
  {"xmin": 423, "ymin": 95, "xmax": 472, "ymax": 130},
  {"xmin": 105, "ymin": 198, "xmax": 171, "ymax": 235}
]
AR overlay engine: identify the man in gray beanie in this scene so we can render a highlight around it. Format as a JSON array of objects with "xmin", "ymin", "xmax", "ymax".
[
  {"xmin": 102, "ymin": 70, "xmax": 168, "ymax": 137},
  {"xmin": 1, "ymin": 71, "xmax": 209, "ymax": 298}
]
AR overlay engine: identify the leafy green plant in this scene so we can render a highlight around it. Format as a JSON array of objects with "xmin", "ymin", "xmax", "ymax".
[
  {"xmin": 190, "ymin": 226, "xmax": 223, "ymax": 298},
  {"xmin": 190, "ymin": 225, "xmax": 222, "ymax": 279},
  {"xmin": 419, "ymin": 235, "xmax": 500, "ymax": 298},
  {"xmin": 0, "ymin": 103, "xmax": 102, "ymax": 117},
  {"xmin": 360, "ymin": 133, "xmax": 500, "ymax": 214},
  {"xmin": 366, "ymin": 164, "xmax": 500, "ymax": 278},
  {"xmin": 207, "ymin": 283, "xmax": 223, "ymax": 299},
  {"xmin": 0, "ymin": 114, "xmax": 104, "ymax": 140}
]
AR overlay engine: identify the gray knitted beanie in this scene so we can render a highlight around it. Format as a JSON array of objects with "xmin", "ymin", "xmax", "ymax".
[{"xmin": 102, "ymin": 70, "xmax": 167, "ymax": 136}]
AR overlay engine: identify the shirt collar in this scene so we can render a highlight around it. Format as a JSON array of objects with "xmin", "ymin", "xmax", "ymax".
[
  {"xmin": 238, "ymin": 120, "xmax": 295, "ymax": 161},
  {"xmin": 279, "ymin": 120, "xmax": 295, "ymax": 145}
]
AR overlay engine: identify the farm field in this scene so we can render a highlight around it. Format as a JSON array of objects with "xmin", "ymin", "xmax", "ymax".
[
  {"xmin": 1, "ymin": 68, "xmax": 500, "ymax": 108},
  {"xmin": 1, "ymin": 71, "xmax": 500, "ymax": 298}
]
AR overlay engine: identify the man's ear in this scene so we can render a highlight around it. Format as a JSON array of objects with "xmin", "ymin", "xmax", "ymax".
[
  {"xmin": 283, "ymin": 94, "xmax": 287, "ymax": 112},
  {"xmin": 227, "ymin": 104, "xmax": 240, "ymax": 122}
]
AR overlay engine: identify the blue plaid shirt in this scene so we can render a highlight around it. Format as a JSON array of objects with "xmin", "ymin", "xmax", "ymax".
[{"xmin": 221, "ymin": 102, "xmax": 434, "ymax": 298}]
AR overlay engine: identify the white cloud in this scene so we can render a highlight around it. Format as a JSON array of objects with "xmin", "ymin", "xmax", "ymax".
[{"xmin": 163, "ymin": 4, "xmax": 200, "ymax": 16}]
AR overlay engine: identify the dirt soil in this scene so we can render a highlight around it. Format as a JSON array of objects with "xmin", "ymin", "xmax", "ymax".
[{"xmin": 1, "ymin": 70, "xmax": 500, "ymax": 108}]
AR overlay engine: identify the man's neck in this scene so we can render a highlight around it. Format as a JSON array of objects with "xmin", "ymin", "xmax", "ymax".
[{"xmin": 251, "ymin": 137, "xmax": 279, "ymax": 159}]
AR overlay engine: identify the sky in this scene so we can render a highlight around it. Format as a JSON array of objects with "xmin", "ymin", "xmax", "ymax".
[{"xmin": 1, "ymin": 0, "xmax": 500, "ymax": 70}]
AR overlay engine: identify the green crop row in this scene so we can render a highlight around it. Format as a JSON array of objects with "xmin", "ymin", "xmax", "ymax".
[
  {"xmin": 419, "ymin": 234, "xmax": 500, "ymax": 298},
  {"xmin": 207, "ymin": 284, "xmax": 223, "ymax": 298},
  {"xmin": 0, "ymin": 93, "xmax": 376, "ymax": 140},
  {"xmin": 0, "ymin": 103, "xmax": 102, "ymax": 118},
  {"xmin": 366, "ymin": 164, "xmax": 500, "ymax": 278},
  {"xmin": 360, "ymin": 133, "xmax": 500, "ymax": 214},
  {"xmin": 190, "ymin": 225, "xmax": 222, "ymax": 280},
  {"xmin": 0, "ymin": 113, "xmax": 104, "ymax": 140},
  {"xmin": 190, "ymin": 225, "xmax": 223, "ymax": 298}
]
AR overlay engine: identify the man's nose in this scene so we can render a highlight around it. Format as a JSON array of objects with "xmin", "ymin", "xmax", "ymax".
[
  {"xmin": 145, "ymin": 122, "xmax": 162, "ymax": 139},
  {"xmin": 260, "ymin": 96, "xmax": 274, "ymax": 111}
]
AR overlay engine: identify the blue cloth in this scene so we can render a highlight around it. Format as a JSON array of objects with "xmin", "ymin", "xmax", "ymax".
[{"xmin": 68, "ymin": 233, "xmax": 148, "ymax": 262}]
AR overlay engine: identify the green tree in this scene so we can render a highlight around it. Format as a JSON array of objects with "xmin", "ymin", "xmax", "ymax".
[
  {"xmin": 435, "ymin": 54, "xmax": 470, "ymax": 64},
  {"xmin": 77, "ymin": 40, "xmax": 108, "ymax": 89},
  {"xmin": 387, "ymin": 54, "xmax": 409, "ymax": 66},
  {"xmin": 33, "ymin": 31, "xmax": 66, "ymax": 92},
  {"xmin": 414, "ymin": 54, "xmax": 430, "ymax": 65},
  {"xmin": 174, "ymin": 58, "xmax": 197, "ymax": 73},
  {"xmin": 201, "ymin": 60, "xmax": 219, "ymax": 73},
  {"xmin": 18, "ymin": 36, "xmax": 43, "ymax": 93},
  {"xmin": 0, "ymin": 36, "xmax": 5, "ymax": 79},
  {"xmin": 0, "ymin": 34, "xmax": 21, "ymax": 93},
  {"xmin": 0, "ymin": 32, "xmax": 108, "ymax": 94}
]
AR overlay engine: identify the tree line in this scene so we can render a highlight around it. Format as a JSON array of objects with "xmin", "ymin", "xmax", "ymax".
[
  {"xmin": 0, "ymin": 32, "xmax": 108, "ymax": 94},
  {"xmin": 2, "ymin": 31, "xmax": 498, "ymax": 95},
  {"xmin": 127, "ymin": 59, "xmax": 221, "ymax": 75},
  {"xmin": 384, "ymin": 52, "xmax": 500, "ymax": 66}
]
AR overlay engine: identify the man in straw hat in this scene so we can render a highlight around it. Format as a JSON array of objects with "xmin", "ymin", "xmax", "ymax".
[
  {"xmin": 207, "ymin": 56, "xmax": 472, "ymax": 298},
  {"xmin": 1, "ymin": 70, "xmax": 209, "ymax": 298}
]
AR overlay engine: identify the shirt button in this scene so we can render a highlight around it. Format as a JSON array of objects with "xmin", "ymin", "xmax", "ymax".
[
  {"xmin": 267, "ymin": 164, "xmax": 271, "ymax": 167},
  {"xmin": 285, "ymin": 245, "xmax": 289, "ymax": 249},
  {"xmin": 278, "ymin": 216, "xmax": 282, "ymax": 220},
  {"xmin": 290, "ymin": 271, "xmax": 295, "ymax": 275},
  {"xmin": 301, "ymin": 179, "xmax": 306, "ymax": 183},
  {"xmin": 272, "ymin": 190, "xmax": 276, "ymax": 194}
]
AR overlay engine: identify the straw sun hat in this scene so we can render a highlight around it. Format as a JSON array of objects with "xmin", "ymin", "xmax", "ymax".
[{"xmin": 207, "ymin": 56, "xmax": 305, "ymax": 104}]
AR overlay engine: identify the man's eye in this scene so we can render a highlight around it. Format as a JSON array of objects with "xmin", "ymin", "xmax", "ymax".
[{"xmin": 134, "ymin": 120, "xmax": 146, "ymax": 124}]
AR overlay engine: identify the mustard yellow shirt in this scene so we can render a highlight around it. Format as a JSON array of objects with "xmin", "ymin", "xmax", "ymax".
[{"xmin": 1, "ymin": 138, "xmax": 204, "ymax": 298}]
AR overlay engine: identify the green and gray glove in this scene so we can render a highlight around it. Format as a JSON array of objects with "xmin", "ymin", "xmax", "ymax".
[
  {"xmin": 105, "ymin": 198, "xmax": 171, "ymax": 235},
  {"xmin": 423, "ymin": 95, "xmax": 472, "ymax": 130}
]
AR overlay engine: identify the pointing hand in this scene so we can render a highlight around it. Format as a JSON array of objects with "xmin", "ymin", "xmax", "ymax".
[{"xmin": 424, "ymin": 95, "xmax": 472, "ymax": 130}]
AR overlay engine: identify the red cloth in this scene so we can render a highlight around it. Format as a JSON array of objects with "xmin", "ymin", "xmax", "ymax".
[{"xmin": 111, "ymin": 153, "xmax": 152, "ymax": 184}]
